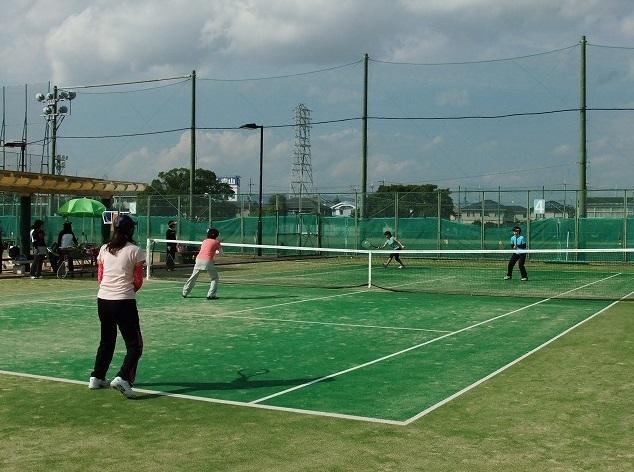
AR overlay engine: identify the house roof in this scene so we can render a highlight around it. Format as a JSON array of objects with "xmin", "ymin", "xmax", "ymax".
[
  {"xmin": 460, "ymin": 200, "xmax": 526, "ymax": 212},
  {"xmin": 330, "ymin": 201, "xmax": 355, "ymax": 209},
  {"xmin": 284, "ymin": 196, "xmax": 331, "ymax": 211}
]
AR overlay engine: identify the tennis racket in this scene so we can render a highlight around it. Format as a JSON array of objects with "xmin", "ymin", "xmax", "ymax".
[
  {"xmin": 361, "ymin": 239, "xmax": 379, "ymax": 249},
  {"xmin": 57, "ymin": 259, "xmax": 68, "ymax": 279}
]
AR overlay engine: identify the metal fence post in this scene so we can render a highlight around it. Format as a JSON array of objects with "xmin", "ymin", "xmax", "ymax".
[
  {"xmin": 394, "ymin": 191, "xmax": 399, "ymax": 236},
  {"xmin": 437, "ymin": 190, "xmax": 441, "ymax": 250},
  {"xmin": 480, "ymin": 191, "xmax": 485, "ymax": 250},
  {"xmin": 208, "ymin": 193, "xmax": 212, "ymax": 228},
  {"xmin": 526, "ymin": 190, "xmax": 531, "ymax": 249},
  {"xmin": 146, "ymin": 195, "xmax": 151, "ymax": 241}
]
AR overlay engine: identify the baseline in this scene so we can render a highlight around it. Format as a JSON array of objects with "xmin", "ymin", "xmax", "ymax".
[{"xmin": 0, "ymin": 370, "xmax": 406, "ymax": 426}]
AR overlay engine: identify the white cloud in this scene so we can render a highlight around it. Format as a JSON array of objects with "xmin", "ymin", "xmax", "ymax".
[
  {"xmin": 552, "ymin": 144, "xmax": 574, "ymax": 156},
  {"xmin": 436, "ymin": 90, "xmax": 470, "ymax": 107},
  {"xmin": 3, "ymin": 0, "xmax": 634, "ymax": 191}
]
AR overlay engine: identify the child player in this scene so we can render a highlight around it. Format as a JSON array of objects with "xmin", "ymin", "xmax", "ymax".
[{"xmin": 380, "ymin": 230, "xmax": 405, "ymax": 268}]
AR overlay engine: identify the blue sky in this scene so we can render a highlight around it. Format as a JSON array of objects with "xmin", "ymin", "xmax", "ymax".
[{"xmin": 1, "ymin": 0, "xmax": 634, "ymax": 196}]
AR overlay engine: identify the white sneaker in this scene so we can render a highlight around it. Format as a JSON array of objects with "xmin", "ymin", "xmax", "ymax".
[
  {"xmin": 88, "ymin": 376, "xmax": 110, "ymax": 389},
  {"xmin": 504, "ymin": 275, "xmax": 511, "ymax": 280},
  {"xmin": 521, "ymin": 277, "xmax": 528, "ymax": 282},
  {"xmin": 110, "ymin": 376, "xmax": 134, "ymax": 398}
]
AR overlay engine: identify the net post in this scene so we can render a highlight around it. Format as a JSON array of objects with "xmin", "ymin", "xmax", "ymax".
[{"xmin": 368, "ymin": 252, "xmax": 372, "ymax": 288}]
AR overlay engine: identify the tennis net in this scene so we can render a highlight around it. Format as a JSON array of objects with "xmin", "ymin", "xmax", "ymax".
[{"xmin": 147, "ymin": 238, "xmax": 634, "ymax": 300}]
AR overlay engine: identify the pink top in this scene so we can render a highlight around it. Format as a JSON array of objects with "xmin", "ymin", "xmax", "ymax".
[
  {"xmin": 97, "ymin": 243, "xmax": 146, "ymax": 300},
  {"xmin": 196, "ymin": 238, "xmax": 221, "ymax": 262}
]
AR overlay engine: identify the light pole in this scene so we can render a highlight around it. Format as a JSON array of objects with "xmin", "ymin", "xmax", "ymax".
[
  {"xmin": 240, "ymin": 123, "xmax": 263, "ymax": 255},
  {"xmin": 36, "ymin": 87, "xmax": 75, "ymax": 175}
]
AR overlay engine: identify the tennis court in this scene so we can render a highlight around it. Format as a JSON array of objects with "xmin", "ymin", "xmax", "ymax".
[{"xmin": 2, "ymin": 246, "xmax": 632, "ymax": 424}]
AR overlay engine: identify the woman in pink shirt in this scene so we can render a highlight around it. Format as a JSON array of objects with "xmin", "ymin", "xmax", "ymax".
[
  {"xmin": 89, "ymin": 214, "xmax": 146, "ymax": 398},
  {"xmin": 182, "ymin": 228, "xmax": 222, "ymax": 300}
]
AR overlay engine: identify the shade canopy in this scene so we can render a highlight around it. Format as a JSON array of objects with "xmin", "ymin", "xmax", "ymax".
[{"xmin": 57, "ymin": 198, "xmax": 106, "ymax": 217}]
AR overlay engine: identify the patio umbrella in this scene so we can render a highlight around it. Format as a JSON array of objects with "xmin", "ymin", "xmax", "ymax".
[
  {"xmin": 57, "ymin": 198, "xmax": 106, "ymax": 218},
  {"xmin": 57, "ymin": 198, "xmax": 107, "ymax": 243}
]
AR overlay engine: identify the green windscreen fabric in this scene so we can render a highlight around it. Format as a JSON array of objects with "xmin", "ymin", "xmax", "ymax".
[{"xmin": 6, "ymin": 214, "xmax": 634, "ymax": 252}]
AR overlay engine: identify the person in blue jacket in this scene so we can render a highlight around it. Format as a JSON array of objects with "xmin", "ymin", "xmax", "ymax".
[{"xmin": 504, "ymin": 226, "xmax": 528, "ymax": 281}]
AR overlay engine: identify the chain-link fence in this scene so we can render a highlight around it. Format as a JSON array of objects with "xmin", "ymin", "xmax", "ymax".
[{"xmin": 3, "ymin": 189, "xmax": 632, "ymax": 253}]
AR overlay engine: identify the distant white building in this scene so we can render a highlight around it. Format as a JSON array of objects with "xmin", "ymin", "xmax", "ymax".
[
  {"xmin": 330, "ymin": 201, "xmax": 356, "ymax": 217},
  {"xmin": 219, "ymin": 176, "xmax": 240, "ymax": 201}
]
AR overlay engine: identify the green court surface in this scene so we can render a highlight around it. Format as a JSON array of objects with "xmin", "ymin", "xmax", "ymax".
[{"xmin": 0, "ymin": 274, "xmax": 630, "ymax": 424}]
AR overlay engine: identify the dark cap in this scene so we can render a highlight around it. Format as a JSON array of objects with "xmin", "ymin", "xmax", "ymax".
[
  {"xmin": 115, "ymin": 214, "xmax": 137, "ymax": 234},
  {"xmin": 168, "ymin": 220, "xmax": 177, "ymax": 226}
]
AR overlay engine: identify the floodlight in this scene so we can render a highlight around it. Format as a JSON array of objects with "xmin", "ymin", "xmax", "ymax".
[
  {"xmin": 35, "ymin": 93, "xmax": 45, "ymax": 102},
  {"xmin": 59, "ymin": 105, "xmax": 68, "ymax": 114},
  {"xmin": 46, "ymin": 92, "xmax": 54, "ymax": 100},
  {"xmin": 68, "ymin": 91, "xmax": 76, "ymax": 100},
  {"xmin": 43, "ymin": 106, "xmax": 53, "ymax": 115},
  {"xmin": 240, "ymin": 123, "xmax": 259, "ymax": 129},
  {"xmin": 59, "ymin": 90, "xmax": 69, "ymax": 99}
]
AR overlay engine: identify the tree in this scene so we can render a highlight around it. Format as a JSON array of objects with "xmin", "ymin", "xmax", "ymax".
[
  {"xmin": 265, "ymin": 194, "xmax": 288, "ymax": 215},
  {"xmin": 142, "ymin": 168, "xmax": 233, "ymax": 196},
  {"xmin": 138, "ymin": 168, "xmax": 235, "ymax": 218},
  {"xmin": 366, "ymin": 184, "xmax": 454, "ymax": 218}
]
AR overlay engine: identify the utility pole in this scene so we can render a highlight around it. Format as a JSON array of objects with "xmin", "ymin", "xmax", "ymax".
[
  {"xmin": 189, "ymin": 70, "xmax": 196, "ymax": 218},
  {"xmin": 360, "ymin": 53, "xmax": 368, "ymax": 219}
]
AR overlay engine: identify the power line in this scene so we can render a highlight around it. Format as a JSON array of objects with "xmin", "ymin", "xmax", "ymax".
[
  {"xmin": 587, "ymin": 107, "xmax": 634, "ymax": 111},
  {"xmin": 368, "ymin": 109, "xmax": 579, "ymax": 120},
  {"xmin": 77, "ymin": 78, "xmax": 191, "ymax": 95},
  {"xmin": 60, "ymin": 75, "xmax": 191, "ymax": 90},
  {"xmin": 588, "ymin": 43, "xmax": 634, "ymax": 50},
  {"xmin": 21, "ymin": 108, "xmax": 634, "ymax": 142},
  {"xmin": 369, "ymin": 44, "xmax": 579, "ymax": 66},
  {"xmin": 54, "ymin": 127, "xmax": 190, "ymax": 140},
  {"xmin": 198, "ymin": 60, "xmax": 363, "ymax": 82}
]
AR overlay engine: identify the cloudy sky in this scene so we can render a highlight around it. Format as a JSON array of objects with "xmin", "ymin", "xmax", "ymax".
[{"xmin": 2, "ymin": 0, "xmax": 634, "ymax": 197}]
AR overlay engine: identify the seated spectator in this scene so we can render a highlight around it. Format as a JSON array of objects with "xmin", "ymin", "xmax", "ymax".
[{"xmin": 58, "ymin": 221, "xmax": 78, "ymax": 273}]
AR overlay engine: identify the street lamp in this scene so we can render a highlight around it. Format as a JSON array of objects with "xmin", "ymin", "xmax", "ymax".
[
  {"xmin": 3, "ymin": 140, "xmax": 27, "ymax": 171},
  {"xmin": 240, "ymin": 123, "xmax": 264, "ymax": 255}
]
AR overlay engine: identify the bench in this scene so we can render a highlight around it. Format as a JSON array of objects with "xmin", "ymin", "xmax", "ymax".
[
  {"xmin": 175, "ymin": 251, "xmax": 197, "ymax": 264},
  {"xmin": 7, "ymin": 258, "xmax": 31, "ymax": 275}
]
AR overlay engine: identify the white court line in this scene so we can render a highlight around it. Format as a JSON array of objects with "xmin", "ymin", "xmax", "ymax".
[
  {"xmin": 0, "ymin": 285, "xmax": 179, "ymax": 308},
  {"xmin": 1, "ymin": 276, "xmax": 454, "ymax": 333},
  {"xmin": 0, "ymin": 370, "xmax": 406, "ymax": 426},
  {"xmin": 223, "ymin": 264, "xmax": 368, "ymax": 283},
  {"xmin": 34, "ymin": 297, "xmax": 451, "ymax": 334},
  {"xmin": 249, "ymin": 273, "xmax": 622, "ymax": 405},
  {"xmin": 402, "ymin": 287, "xmax": 634, "ymax": 424},
  {"xmin": 0, "ymin": 273, "xmax": 627, "ymax": 426}
]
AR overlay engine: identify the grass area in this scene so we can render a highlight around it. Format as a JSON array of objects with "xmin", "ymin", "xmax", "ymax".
[{"xmin": 1, "ymin": 299, "xmax": 632, "ymax": 471}]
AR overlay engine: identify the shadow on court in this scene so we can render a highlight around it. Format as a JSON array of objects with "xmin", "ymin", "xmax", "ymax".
[
  {"xmin": 182, "ymin": 295, "xmax": 298, "ymax": 300},
  {"xmin": 133, "ymin": 369, "xmax": 333, "ymax": 400}
]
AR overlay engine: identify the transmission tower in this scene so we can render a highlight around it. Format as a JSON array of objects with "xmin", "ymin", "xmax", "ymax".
[
  {"xmin": 290, "ymin": 104, "xmax": 314, "ymax": 211},
  {"xmin": 290, "ymin": 104, "xmax": 316, "ymax": 246}
]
